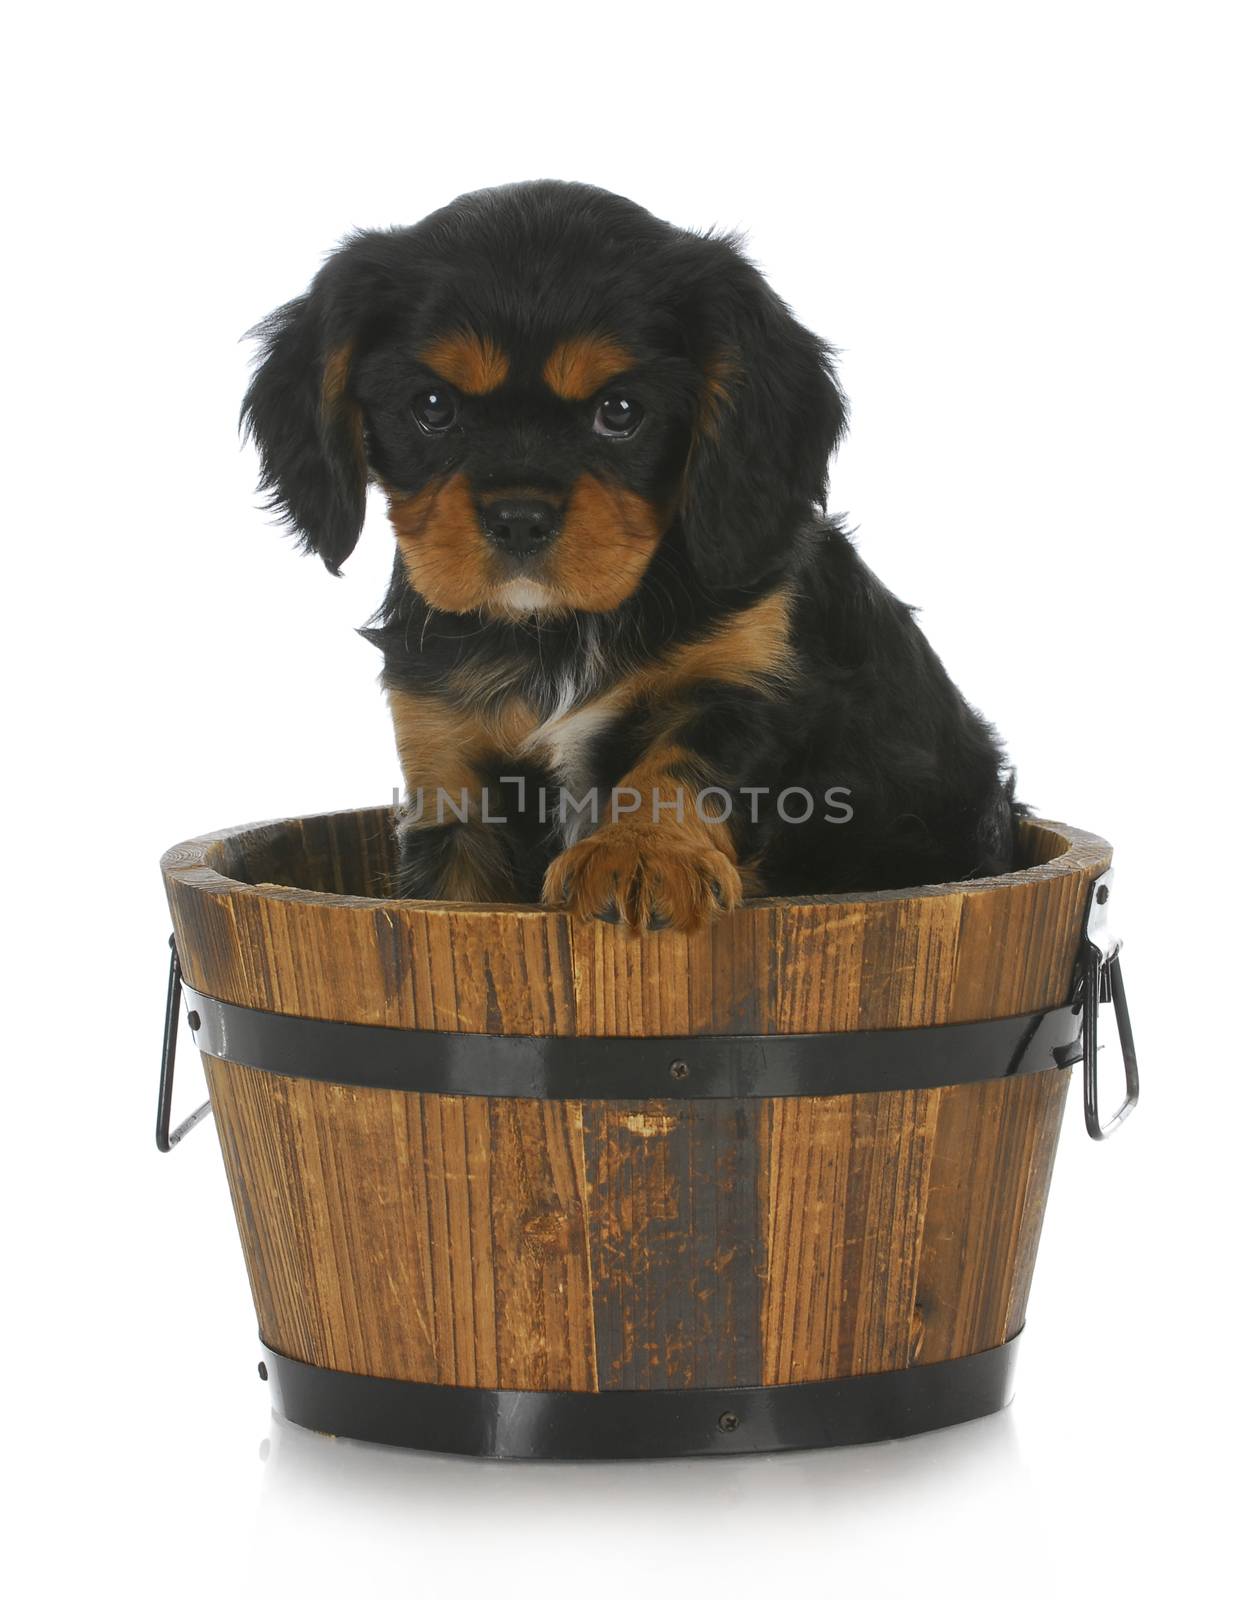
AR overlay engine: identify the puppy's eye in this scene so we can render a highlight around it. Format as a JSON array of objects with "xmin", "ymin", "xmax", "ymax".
[
  {"xmin": 412, "ymin": 389, "xmax": 458, "ymax": 433},
  {"xmin": 592, "ymin": 395, "xmax": 644, "ymax": 438}
]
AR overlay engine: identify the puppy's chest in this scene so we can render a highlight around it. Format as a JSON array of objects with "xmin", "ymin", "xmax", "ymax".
[{"xmin": 515, "ymin": 670, "xmax": 621, "ymax": 796}]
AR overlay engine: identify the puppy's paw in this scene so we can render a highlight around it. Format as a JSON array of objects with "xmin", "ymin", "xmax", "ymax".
[{"xmin": 543, "ymin": 827, "xmax": 742, "ymax": 933}]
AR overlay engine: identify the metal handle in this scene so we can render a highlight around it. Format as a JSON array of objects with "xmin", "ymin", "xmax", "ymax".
[
  {"xmin": 156, "ymin": 936, "xmax": 213, "ymax": 1152},
  {"xmin": 1078, "ymin": 870, "xmax": 1139, "ymax": 1140},
  {"xmin": 156, "ymin": 878, "xmax": 1138, "ymax": 1146}
]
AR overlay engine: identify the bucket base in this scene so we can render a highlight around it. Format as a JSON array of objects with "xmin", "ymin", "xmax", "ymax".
[{"xmin": 260, "ymin": 1334, "xmax": 1019, "ymax": 1460}]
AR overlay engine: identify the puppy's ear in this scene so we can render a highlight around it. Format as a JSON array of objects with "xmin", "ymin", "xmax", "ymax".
[
  {"xmin": 240, "ymin": 246, "xmax": 383, "ymax": 574},
  {"xmin": 677, "ymin": 239, "xmax": 847, "ymax": 589}
]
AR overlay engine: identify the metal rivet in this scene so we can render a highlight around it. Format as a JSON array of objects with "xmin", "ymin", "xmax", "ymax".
[
  {"xmin": 1096, "ymin": 885, "xmax": 1109, "ymax": 905},
  {"xmin": 718, "ymin": 1411, "xmax": 739, "ymax": 1432},
  {"xmin": 257, "ymin": 1361, "xmax": 268, "ymax": 1382},
  {"xmin": 670, "ymin": 1060, "xmax": 689, "ymax": 1080},
  {"xmin": 186, "ymin": 1010, "xmax": 201, "ymax": 1031}
]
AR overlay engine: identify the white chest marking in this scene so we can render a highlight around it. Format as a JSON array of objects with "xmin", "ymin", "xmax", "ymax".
[
  {"xmin": 499, "ymin": 580, "xmax": 557, "ymax": 614},
  {"xmin": 521, "ymin": 684, "xmax": 621, "ymax": 843}
]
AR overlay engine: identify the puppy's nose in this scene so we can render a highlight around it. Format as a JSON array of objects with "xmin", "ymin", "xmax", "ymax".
[{"xmin": 480, "ymin": 498, "xmax": 560, "ymax": 557}]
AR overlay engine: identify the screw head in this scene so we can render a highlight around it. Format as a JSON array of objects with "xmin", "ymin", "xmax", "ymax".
[
  {"xmin": 257, "ymin": 1361, "xmax": 268, "ymax": 1382},
  {"xmin": 186, "ymin": 1010, "xmax": 201, "ymax": 1031},
  {"xmin": 1097, "ymin": 884, "xmax": 1110, "ymax": 905},
  {"xmin": 718, "ymin": 1411, "xmax": 740, "ymax": 1432},
  {"xmin": 670, "ymin": 1060, "xmax": 689, "ymax": 1080}
]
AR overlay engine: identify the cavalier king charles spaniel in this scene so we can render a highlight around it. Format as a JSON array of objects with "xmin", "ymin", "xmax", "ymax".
[{"xmin": 242, "ymin": 181, "xmax": 1015, "ymax": 931}]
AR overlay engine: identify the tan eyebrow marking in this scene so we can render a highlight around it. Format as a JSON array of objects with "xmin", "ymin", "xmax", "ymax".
[
  {"xmin": 418, "ymin": 329, "xmax": 510, "ymax": 395},
  {"xmin": 543, "ymin": 334, "xmax": 635, "ymax": 401}
]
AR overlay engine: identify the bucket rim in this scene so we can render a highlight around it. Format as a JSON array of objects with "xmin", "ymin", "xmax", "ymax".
[{"xmin": 160, "ymin": 806, "xmax": 1112, "ymax": 919}]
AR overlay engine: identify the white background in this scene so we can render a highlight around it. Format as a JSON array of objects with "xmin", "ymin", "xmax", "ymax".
[{"xmin": 4, "ymin": 3, "xmax": 1234, "ymax": 1595}]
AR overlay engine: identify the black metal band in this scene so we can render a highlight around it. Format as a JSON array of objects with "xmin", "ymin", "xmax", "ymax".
[
  {"xmin": 183, "ymin": 984, "xmax": 1080, "ymax": 1100},
  {"xmin": 261, "ymin": 1335, "xmax": 1019, "ymax": 1458}
]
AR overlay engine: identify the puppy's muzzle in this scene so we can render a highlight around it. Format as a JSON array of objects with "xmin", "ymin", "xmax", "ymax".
[{"xmin": 480, "ymin": 498, "xmax": 560, "ymax": 559}]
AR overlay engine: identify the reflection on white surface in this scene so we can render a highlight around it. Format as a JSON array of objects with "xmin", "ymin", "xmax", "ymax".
[
  {"xmin": 250, "ymin": 1403, "xmax": 1037, "ymax": 1592},
  {"xmin": 258, "ymin": 1402, "xmax": 1027, "ymax": 1520}
]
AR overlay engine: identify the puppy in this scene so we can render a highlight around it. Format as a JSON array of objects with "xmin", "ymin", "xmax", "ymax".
[{"xmin": 242, "ymin": 180, "xmax": 1015, "ymax": 931}]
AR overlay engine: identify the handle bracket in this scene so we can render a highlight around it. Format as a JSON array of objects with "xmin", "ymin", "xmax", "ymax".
[
  {"xmin": 1076, "ymin": 869, "xmax": 1139, "ymax": 1139},
  {"xmin": 156, "ymin": 936, "xmax": 213, "ymax": 1152}
]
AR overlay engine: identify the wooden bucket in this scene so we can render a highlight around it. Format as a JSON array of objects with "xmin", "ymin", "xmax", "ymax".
[{"xmin": 160, "ymin": 808, "xmax": 1113, "ymax": 1458}]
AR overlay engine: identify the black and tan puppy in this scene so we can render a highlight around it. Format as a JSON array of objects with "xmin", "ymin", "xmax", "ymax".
[{"xmin": 242, "ymin": 181, "xmax": 1015, "ymax": 930}]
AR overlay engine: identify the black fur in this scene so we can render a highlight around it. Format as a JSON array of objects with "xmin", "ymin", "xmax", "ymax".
[{"xmin": 243, "ymin": 180, "xmax": 1016, "ymax": 908}]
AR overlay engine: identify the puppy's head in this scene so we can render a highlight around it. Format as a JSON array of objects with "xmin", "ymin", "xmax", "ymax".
[{"xmin": 242, "ymin": 182, "xmax": 846, "ymax": 614}]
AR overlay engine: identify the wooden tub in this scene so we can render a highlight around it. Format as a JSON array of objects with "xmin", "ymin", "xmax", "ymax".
[{"xmin": 160, "ymin": 809, "xmax": 1113, "ymax": 1458}]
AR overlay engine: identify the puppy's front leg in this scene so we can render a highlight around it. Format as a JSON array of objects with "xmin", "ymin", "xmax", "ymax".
[
  {"xmin": 389, "ymin": 688, "xmax": 516, "ymax": 902},
  {"xmin": 543, "ymin": 740, "xmax": 745, "ymax": 934},
  {"xmin": 395, "ymin": 804, "xmax": 513, "ymax": 901}
]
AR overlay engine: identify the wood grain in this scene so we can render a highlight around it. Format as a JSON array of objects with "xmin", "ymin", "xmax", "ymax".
[
  {"xmin": 164, "ymin": 809, "xmax": 1110, "ymax": 1393},
  {"xmin": 583, "ymin": 1100, "xmax": 763, "ymax": 1389},
  {"xmin": 761, "ymin": 1089, "xmax": 941, "ymax": 1383},
  {"xmin": 164, "ymin": 811, "xmax": 1107, "ymax": 1034}
]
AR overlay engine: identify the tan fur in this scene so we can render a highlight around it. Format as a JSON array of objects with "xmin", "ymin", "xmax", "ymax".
[
  {"xmin": 641, "ymin": 588, "xmax": 797, "ymax": 698},
  {"xmin": 553, "ymin": 587, "xmax": 797, "ymax": 723},
  {"xmin": 696, "ymin": 349, "xmax": 739, "ymax": 440},
  {"xmin": 388, "ymin": 688, "xmax": 481, "ymax": 802},
  {"xmin": 321, "ymin": 343, "xmax": 353, "ymax": 410},
  {"xmin": 519, "ymin": 588, "xmax": 797, "ymax": 786},
  {"xmin": 543, "ymin": 740, "xmax": 743, "ymax": 933},
  {"xmin": 389, "ymin": 686, "xmax": 540, "ymax": 902},
  {"xmin": 434, "ymin": 824, "xmax": 515, "ymax": 902},
  {"xmin": 388, "ymin": 579, "xmax": 794, "ymax": 928},
  {"xmin": 389, "ymin": 685, "xmax": 538, "ymax": 799},
  {"xmin": 419, "ymin": 329, "xmax": 510, "ymax": 395},
  {"xmin": 538, "ymin": 591, "xmax": 795, "ymax": 929},
  {"xmin": 321, "ymin": 342, "xmax": 365, "ymax": 467},
  {"xmin": 543, "ymin": 335, "xmax": 634, "ymax": 401},
  {"xmin": 550, "ymin": 473, "xmax": 667, "ymax": 611},
  {"xmin": 385, "ymin": 469, "xmax": 669, "ymax": 618},
  {"xmin": 387, "ymin": 475, "xmax": 496, "ymax": 614}
]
